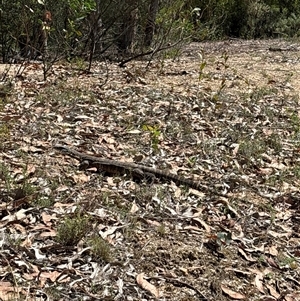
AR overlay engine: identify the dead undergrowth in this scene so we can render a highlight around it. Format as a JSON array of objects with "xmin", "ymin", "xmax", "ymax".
[{"xmin": 0, "ymin": 39, "xmax": 299, "ymax": 300}]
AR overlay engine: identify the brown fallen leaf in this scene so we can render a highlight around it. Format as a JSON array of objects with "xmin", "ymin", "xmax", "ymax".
[
  {"xmin": 72, "ymin": 173, "xmax": 90, "ymax": 184},
  {"xmin": 130, "ymin": 202, "xmax": 139, "ymax": 214},
  {"xmin": 183, "ymin": 225, "xmax": 203, "ymax": 233},
  {"xmin": 136, "ymin": 273, "xmax": 160, "ymax": 298},
  {"xmin": 221, "ymin": 285, "xmax": 246, "ymax": 299},
  {"xmin": 41, "ymin": 212, "xmax": 56, "ymax": 226},
  {"xmin": 265, "ymin": 256, "xmax": 279, "ymax": 268},
  {"xmin": 39, "ymin": 271, "xmax": 61, "ymax": 286},
  {"xmin": 1, "ymin": 115, "xmax": 22, "ymax": 122},
  {"xmin": 238, "ymin": 248, "xmax": 256, "ymax": 262},
  {"xmin": 265, "ymin": 284, "xmax": 280, "ymax": 299},
  {"xmin": 192, "ymin": 217, "xmax": 211, "ymax": 232},
  {"xmin": 254, "ymin": 273, "xmax": 265, "ymax": 293},
  {"xmin": 284, "ymin": 293, "xmax": 300, "ymax": 301},
  {"xmin": 232, "ymin": 143, "xmax": 239, "ymax": 156},
  {"xmin": 146, "ymin": 219, "xmax": 161, "ymax": 227},
  {"xmin": 260, "ymin": 297, "xmax": 276, "ymax": 301},
  {"xmin": 267, "ymin": 245, "xmax": 278, "ymax": 256},
  {"xmin": 0, "ymin": 281, "xmax": 21, "ymax": 300},
  {"xmin": 0, "ymin": 281, "xmax": 18, "ymax": 292},
  {"xmin": 258, "ymin": 167, "xmax": 273, "ymax": 175}
]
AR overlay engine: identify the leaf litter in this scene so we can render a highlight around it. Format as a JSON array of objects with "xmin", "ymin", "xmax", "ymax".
[{"xmin": 0, "ymin": 39, "xmax": 299, "ymax": 300}]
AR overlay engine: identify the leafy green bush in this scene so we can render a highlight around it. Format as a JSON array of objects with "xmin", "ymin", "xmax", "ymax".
[
  {"xmin": 56, "ymin": 214, "xmax": 90, "ymax": 246},
  {"xmin": 275, "ymin": 13, "xmax": 300, "ymax": 37}
]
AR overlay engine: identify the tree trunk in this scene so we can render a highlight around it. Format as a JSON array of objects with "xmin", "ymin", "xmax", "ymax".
[
  {"xmin": 116, "ymin": 1, "xmax": 138, "ymax": 54},
  {"xmin": 144, "ymin": 0, "xmax": 159, "ymax": 47}
]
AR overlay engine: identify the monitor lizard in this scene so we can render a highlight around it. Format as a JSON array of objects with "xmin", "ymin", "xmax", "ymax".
[{"xmin": 54, "ymin": 144, "xmax": 222, "ymax": 195}]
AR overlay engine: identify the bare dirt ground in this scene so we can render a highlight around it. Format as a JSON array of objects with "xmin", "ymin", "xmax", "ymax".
[{"xmin": 0, "ymin": 39, "xmax": 299, "ymax": 300}]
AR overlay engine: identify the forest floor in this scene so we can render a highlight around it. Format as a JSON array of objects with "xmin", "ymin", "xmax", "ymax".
[{"xmin": 0, "ymin": 39, "xmax": 299, "ymax": 300}]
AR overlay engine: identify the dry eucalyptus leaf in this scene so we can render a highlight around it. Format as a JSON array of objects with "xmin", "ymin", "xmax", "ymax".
[
  {"xmin": 221, "ymin": 285, "xmax": 246, "ymax": 299},
  {"xmin": 136, "ymin": 273, "xmax": 160, "ymax": 298}
]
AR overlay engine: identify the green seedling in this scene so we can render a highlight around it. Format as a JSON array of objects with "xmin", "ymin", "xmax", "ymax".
[{"xmin": 142, "ymin": 124, "xmax": 161, "ymax": 151}]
